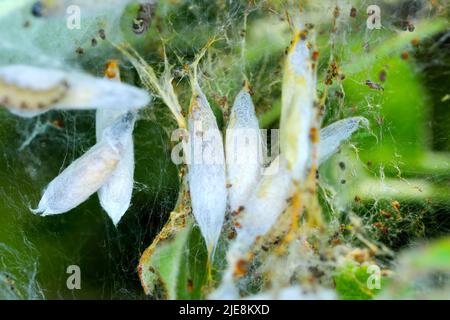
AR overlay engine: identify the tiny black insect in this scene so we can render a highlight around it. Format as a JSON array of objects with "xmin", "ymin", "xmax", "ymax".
[
  {"xmin": 132, "ymin": 2, "xmax": 156, "ymax": 35},
  {"xmin": 99, "ymin": 29, "xmax": 106, "ymax": 40},
  {"xmin": 75, "ymin": 47, "xmax": 84, "ymax": 55},
  {"xmin": 31, "ymin": 1, "xmax": 45, "ymax": 17}
]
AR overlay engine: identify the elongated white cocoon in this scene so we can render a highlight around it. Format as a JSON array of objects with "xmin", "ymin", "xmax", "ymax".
[
  {"xmin": 96, "ymin": 109, "xmax": 136, "ymax": 225},
  {"xmin": 187, "ymin": 84, "xmax": 227, "ymax": 255},
  {"xmin": 211, "ymin": 155, "xmax": 292, "ymax": 300},
  {"xmin": 0, "ymin": 64, "xmax": 150, "ymax": 117},
  {"xmin": 318, "ymin": 116, "xmax": 369, "ymax": 165},
  {"xmin": 233, "ymin": 155, "xmax": 292, "ymax": 253},
  {"xmin": 280, "ymin": 33, "xmax": 315, "ymax": 180},
  {"xmin": 226, "ymin": 88, "xmax": 263, "ymax": 212},
  {"xmin": 32, "ymin": 112, "xmax": 135, "ymax": 215},
  {"xmin": 96, "ymin": 62, "xmax": 137, "ymax": 226}
]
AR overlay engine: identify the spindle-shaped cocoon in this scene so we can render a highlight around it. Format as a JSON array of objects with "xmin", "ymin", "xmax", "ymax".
[
  {"xmin": 280, "ymin": 32, "xmax": 315, "ymax": 180},
  {"xmin": 226, "ymin": 87, "xmax": 263, "ymax": 212},
  {"xmin": 187, "ymin": 84, "xmax": 227, "ymax": 255}
]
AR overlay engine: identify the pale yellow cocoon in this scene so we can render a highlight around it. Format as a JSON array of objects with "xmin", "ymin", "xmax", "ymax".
[{"xmin": 280, "ymin": 33, "xmax": 315, "ymax": 180}]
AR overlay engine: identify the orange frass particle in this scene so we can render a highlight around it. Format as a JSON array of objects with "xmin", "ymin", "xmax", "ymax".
[
  {"xmin": 104, "ymin": 59, "xmax": 120, "ymax": 79},
  {"xmin": 52, "ymin": 119, "xmax": 64, "ymax": 129},
  {"xmin": 400, "ymin": 52, "xmax": 409, "ymax": 60},
  {"xmin": 186, "ymin": 279, "xmax": 194, "ymax": 293},
  {"xmin": 391, "ymin": 200, "xmax": 401, "ymax": 211},
  {"xmin": 309, "ymin": 127, "xmax": 319, "ymax": 143},
  {"xmin": 312, "ymin": 50, "xmax": 319, "ymax": 61},
  {"xmin": 233, "ymin": 259, "xmax": 248, "ymax": 277},
  {"xmin": 380, "ymin": 209, "xmax": 392, "ymax": 219}
]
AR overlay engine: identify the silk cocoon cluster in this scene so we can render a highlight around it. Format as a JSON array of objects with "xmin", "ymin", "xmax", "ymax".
[{"xmin": 32, "ymin": 112, "xmax": 135, "ymax": 216}]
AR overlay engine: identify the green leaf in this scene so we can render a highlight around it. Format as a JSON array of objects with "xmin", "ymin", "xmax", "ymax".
[
  {"xmin": 138, "ymin": 214, "xmax": 209, "ymax": 300},
  {"xmin": 343, "ymin": 19, "xmax": 448, "ymax": 76},
  {"xmin": 334, "ymin": 263, "xmax": 386, "ymax": 300}
]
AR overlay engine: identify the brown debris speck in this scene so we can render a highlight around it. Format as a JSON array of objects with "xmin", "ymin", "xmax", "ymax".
[
  {"xmin": 98, "ymin": 29, "xmax": 106, "ymax": 40},
  {"xmin": 75, "ymin": 47, "xmax": 84, "ymax": 55},
  {"xmin": 333, "ymin": 6, "xmax": 340, "ymax": 18},
  {"xmin": 186, "ymin": 279, "xmax": 194, "ymax": 293},
  {"xmin": 365, "ymin": 80, "xmax": 384, "ymax": 91},
  {"xmin": 312, "ymin": 50, "xmax": 319, "ymax": 61},
  {"xmin": 379, "ymin": 69, "xmax": 387, "ymax": 82},
  {"xmin": 391, "ymin": 200, "xmax": 401, "ymax": 211},
  {"xmin": 411, "ymin": 38, "xmax": 420, "ymax": 46},
  {"xmin": 309, "ymin": 127, "xmax": 319, "ymax": 143},
  {"xmin": 380, "ymin": 210, "xmax": 392, "ymax": 219}
]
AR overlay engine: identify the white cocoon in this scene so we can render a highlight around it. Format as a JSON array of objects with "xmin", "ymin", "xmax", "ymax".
[
  {"xmin": 95, "ymin": 61, "xmax": 137, "ymax": 226},
  {"xmin": 33, "ymin": 112, "xmax": 135, "ymax": 216},
  {"xmin": 187, "ymin": 85, "xmax": 227, "ymax": 255},
  {"xmin": 233, "ymin": 155, "xmax": 292, "ymax": 255},
  {"xmin": 0, "ymin": 64, "xmax": 150, "ymax": 117},
  {"xmin": 96, "ymin": 109, "xmax": 136, "ymax": 226},
  {"xmin": 211, "ymin": 155, "xmax": 292, "ymax": 299},
  {"xmin": 225, "ymin": 88, "xmax": 263, "ymax": 212},
  {"xmin": 280, "ymin": 35, "xmax": 315, "ymax": 180},
  {"xmin": 318, "ymin": 116, "xmax": 369, "ymax": 165}
]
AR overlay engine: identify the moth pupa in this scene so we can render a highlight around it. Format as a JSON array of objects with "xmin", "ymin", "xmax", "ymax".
[
  {"xmin": 96, "ymin": 60, "xmax": 137, "ymax": 226},
  {"xmin": 0, "ymin": 64, "xmax": 150, "ymax": 117},
  {"xmin": 187, "ymin": 83, "xmax": 227, "ymax": 257},
  {"xmin": 225, "ymin": 84, "xmax": 264, "ymax": 212},
  {"xmin": 32, "ymin": 112, "xmax": 135, "ymax": 216},
  {"xmin": 318, "ymin": 117, "xmax": 369, "ymax": 165},
  {"xmin": 280, "ymin": 31, "xmax": 315, "ymax": 180}
]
